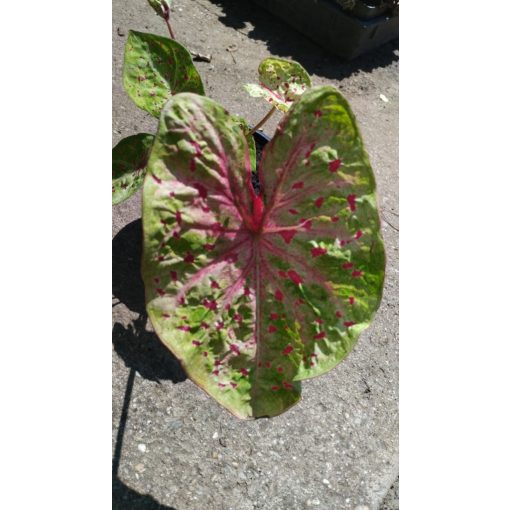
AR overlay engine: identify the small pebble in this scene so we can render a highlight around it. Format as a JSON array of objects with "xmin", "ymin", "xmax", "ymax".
[
  {"xmin": 379, "ymin": 94, "xmax": 389, "ymax": 103},
  {"xmin": 167, "ymin": 419, "xmax": 183, "ymax": 430},
  {"xmin": 212, "ymin": 431, "xmax": 218, "ymax": 439},
  {"xmin": 137, "ymin": 443, "xmax": 147, "ymax": 453},
  {"xmin": 322, "ymin": 479, "xmax": 330, "ymax": 485}
]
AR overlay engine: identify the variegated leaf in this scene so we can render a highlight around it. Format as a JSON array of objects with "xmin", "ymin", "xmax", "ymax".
[
  {"xmin": 112, "ymin": 133, "xmax": 155, "ymax": 205},
  {"xmin": 123, "ymin": 30, "xmax": 205, "ymax": 118},
  {"xmin": 142, "ymin": 87, "xmax": 384, "ymax": 419},
  {"xmin": 244, "ymin": 57, "xmax": 312, "ymax": 113}
]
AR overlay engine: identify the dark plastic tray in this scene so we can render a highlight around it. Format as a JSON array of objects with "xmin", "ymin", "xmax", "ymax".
[{"xmin": 253, "ymin": 0, "xmax": 398, "ymax": 60}]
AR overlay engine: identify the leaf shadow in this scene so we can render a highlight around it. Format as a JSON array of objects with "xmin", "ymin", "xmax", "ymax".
[
  {"xmin": 112, "ymin": 218, "xmax": 146, "ymax": 317},
  {"xmin": 206, "ymin": 0, "xmax": 398, "ymax": 80},
  {"xmin": 113, "ymin": 220, "xmax": 184, "ymax": 508},
  {"xmin": 113, "ymin": 219, "xmax": 187, "ymax": 383},
  {"xmin": 113, "ymin": 477, "xmax": 178, "ymax": 510}
]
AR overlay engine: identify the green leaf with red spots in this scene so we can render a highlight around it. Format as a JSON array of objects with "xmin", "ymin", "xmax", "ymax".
[
  {"xmin": 244, "ymin": 57, "xmax": 312, "ymax": 113},
  {"xmin": 112, "ymin": 133, "xmax": 155, "ymax": 205},
  {"xmin": 142, "ymin": 87, "xmax": 384, "ymax": 419},
  {"xmin": 123, "ymin": 30, "xmax": 205, "ymax": 118}
]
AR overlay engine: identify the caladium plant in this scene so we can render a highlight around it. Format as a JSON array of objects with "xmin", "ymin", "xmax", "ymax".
[
  {"xmin": 113, "ymin": 1, "xmax": 384, "ymax": 419},
  {"xmin": 141, "ymin": 87, "xmax": 385, "ymax": 419}
]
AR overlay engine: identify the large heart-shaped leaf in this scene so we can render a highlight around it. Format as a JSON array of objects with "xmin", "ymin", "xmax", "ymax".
[
  {"xmin": 112, "ymin": 133, "xmax": 155, "ymax": 205},
  {"xmin": 142, "ymin": 88, "xmax": 385, "ymax": 419},
  {"xmin": 123, "ymin": 30, "xmax": 205, "ymax": 118},
  {"xmin": 244, "ymin": 57, "xmax": 312, "ymax": 113}
]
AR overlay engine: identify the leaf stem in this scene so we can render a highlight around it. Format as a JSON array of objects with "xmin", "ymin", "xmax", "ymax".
[
  {"xmin": 248, "ymin": 106, "xmax": 277, "ymax": 136},
  {"xmin": 165, "ymin": 17, "xmax": 175, "ymax": 39},
  {"xmin": 161, "ymin": 2, "xmax": 175, "ymax": 39}
]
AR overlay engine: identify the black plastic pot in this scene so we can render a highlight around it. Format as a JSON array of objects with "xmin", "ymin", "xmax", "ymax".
[
  {"xmin": 351, "ymin": 1, "xmax": 389, "ymax": 20},
  {"xmin": 251, "ymin": 130, "xmax": 271, "ymax": 193},
  {"xmin": 253, "ymin": 130, "xmax": 271, "ymax": 151},
  {"xmin": 253, "ymin": 0, "xmax": 398, "ymax": 60}
]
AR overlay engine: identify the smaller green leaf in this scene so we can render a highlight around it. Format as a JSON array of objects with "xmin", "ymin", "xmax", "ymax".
[
  {"xmin": 147, "ymin": 0, "xmax": 172, "ymax": 19},
  {"xmin": 112, "ymin": 133, "xmax": 155, "ymax": 205},
  {"xmin": 244, "ymin": 57, "xmax": 312, "ymax": 112},
  {"xmin": 123, "ymin": 31, "xmax": 205, "ymax": 118}
]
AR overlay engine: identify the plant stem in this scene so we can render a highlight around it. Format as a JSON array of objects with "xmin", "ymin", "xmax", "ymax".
[
  {"xmin": 248, "ymin": 106, "xmax": 277, "ymax": 136},
  {"xmin": 165, "ymin": 17, "xmax": 175, "ymax": 39}
]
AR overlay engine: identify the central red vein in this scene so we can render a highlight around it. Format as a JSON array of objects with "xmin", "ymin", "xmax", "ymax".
[{"xmin": 253, "ymin": 240, "xmax": 263, "ymax": 393}]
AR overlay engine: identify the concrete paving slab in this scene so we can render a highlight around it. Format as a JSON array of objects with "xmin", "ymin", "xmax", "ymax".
[{"xmin": 113, "ymin": 1, "xmax": 398, "ymax": 508}]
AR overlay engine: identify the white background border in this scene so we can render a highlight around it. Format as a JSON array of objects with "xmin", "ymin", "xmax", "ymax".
[
  {"xmin": 1, "ymin": 0, "xmax": 111, "ymax": 507},
  {"xmin": 400, "ymin": 1, "xmax": 510, "ymax": 507}
]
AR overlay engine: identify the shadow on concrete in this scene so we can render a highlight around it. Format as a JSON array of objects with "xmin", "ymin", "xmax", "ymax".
[
  {"xmin": 112, "ymin": 369, "xmax": 178, "ymax": 510},
  {"xmin": 112, "ymin": 218, "xmax": 146, "ymax": 316},
  {"xmin": 112, "ymin": 218, "xmax": 187, "ymax": 383},
  {"xmin": 112, "ymin": 317, "xmax": 187, "ymax": 384},
  {"xmin": 207, "ymin": 0, "xmax": 398, "ymax": 81},
  {"xmin": 113, "ymin": 477, "xmax": 178, "ymax": 510}
]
